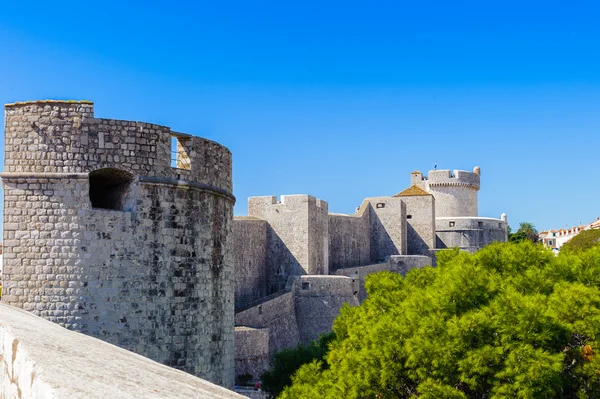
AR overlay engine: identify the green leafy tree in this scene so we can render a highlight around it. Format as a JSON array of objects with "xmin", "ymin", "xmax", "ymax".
[
  {"xmin": 561, "ymin": 229, "xmax": 600, "ymax": 254},
  {"xmin": 280, "ymin": 242, "xmax": 600, "ymax": 399},
  {"xmin": 260, "ymin": 331, "xmax": 335, "ymax": 398},
  {"xmin": 510, "ymin": 222, "xmax": 539, "ymax": 243}
]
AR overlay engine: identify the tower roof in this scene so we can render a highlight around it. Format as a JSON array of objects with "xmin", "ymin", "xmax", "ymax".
[
  {"xmin": 411, "ymin": 170, "xmax": 422, "ymax": 174},
  {"xmin": 393, "ymin": 185, "xmax": 431, "ymax": 197}
]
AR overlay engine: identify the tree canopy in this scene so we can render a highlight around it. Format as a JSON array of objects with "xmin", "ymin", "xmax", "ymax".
[
  {"xmin": 561, "ymin": 229, "xmax": 600, "ymax": 254},
  {"xmin": 509, "ymin": 222, "xmax": 539, "ymax": 243},
  {"xmin": 281, "ymin": 242, "xmax": 600, "ymax": 399}
]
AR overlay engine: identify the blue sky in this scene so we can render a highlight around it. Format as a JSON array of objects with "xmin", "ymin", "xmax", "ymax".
[{"xmin": 1, "ymin": 0, "xmax": 599, "ymax": 231}]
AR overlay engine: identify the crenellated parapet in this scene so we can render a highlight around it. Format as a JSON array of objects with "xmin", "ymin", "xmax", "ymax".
[
  {"xmin": 425, "ymin": 169, "xmax": 480, "ymax": 190},
  {"xmin": 4, "ymin": 100, "xmax": 232, "ymax": 193}
]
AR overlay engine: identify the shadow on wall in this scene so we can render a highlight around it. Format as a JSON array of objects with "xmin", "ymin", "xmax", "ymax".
[
  {"xmin": 407, "ymin": 224, "xmax": 430, "ymax": 256},
  {"xmin": 266, "ymin": 227, "xmax": 303, "ymax": 294},
  {"xmin": 369, "ymin": 206, "xmax": 399, "ymax": 262}
]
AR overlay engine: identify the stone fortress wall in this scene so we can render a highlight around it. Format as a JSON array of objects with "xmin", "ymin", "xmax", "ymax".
[
  {"xmin": 2, "ymin": 100, "xmax": 235, "ymax": 387},
  {"xmin": 233, "ymin": 166, "xmax": 508, "ymax": 380},
  {"xmin": 1, "ymin": 100, "xmax": 508, "ymax": 392}
]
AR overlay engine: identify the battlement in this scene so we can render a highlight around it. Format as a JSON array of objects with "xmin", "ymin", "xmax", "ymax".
[
  {"xmin": 248, "ymin": 194, "xmax": 326, "ymax": 209},
  {"xmin": 4, "ymin": 100, "xmax": 232, "ymax": 192},
  {"xmin": 426, "ymin": 168, "xmax": 480, "ymax": 190}
]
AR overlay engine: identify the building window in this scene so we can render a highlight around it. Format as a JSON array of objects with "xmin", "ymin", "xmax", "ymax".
[
  {"xmin": 407, "ymin": 215, "xmax": 412, "ymax": 219},
  {"xmin": 89, "ymin": 168, "xmax": 135, "ymax": 211},
  {"xmin": 449, "ymin": 221, "xmax": 455, "ymax": 227},
  {"xmin": 376, "ymin": 203, "xmax": 385, "ymax": 209},
  {"xmin": 171, "ymin": 135, "xmax": 191, "ymax": 170},
  {"xmin": 478, "ymin": 221, "xmax": 483, "ymax": 228},
  {"xmin": 549, "ymin": 240, "xmax": 553, "ymax": 245},
  {"xmin": 301, "ymin": 282, "xmax": 310, "ymax": 290}
]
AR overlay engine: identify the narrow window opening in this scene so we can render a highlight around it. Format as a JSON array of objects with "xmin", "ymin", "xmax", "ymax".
[
  {"xmin": 171, "ymin": 136, "xmax": 191, "ymax": 170},
  {"xmin": 89, "ymin": 168, "xmax": 135, "ymax": 211},
  {"xmin": 478, "ymin": 221, "xmax": 483, "ymax": 228},
  {"xmin": 301, "ymin": 282, "xmax": 310, "ymax": 290},
  {"xmin": 449, "ymin": 221, "xmax": 455, "ymax": 227},
  {"xmin": 376, "ymin": 203, "xmax": 385, "ymax": 209},
  {"xmin": 407, "ymin": 214, "xmax": 413, "ymax": 219}
]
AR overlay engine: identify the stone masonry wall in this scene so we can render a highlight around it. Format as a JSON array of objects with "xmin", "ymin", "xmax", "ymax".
[
  {"xmin": 402, "ymin": 195, "xmax": 436, "ymax": 255},
  {"xmin": 233, "ymin": 217, "xmax": 268, "ymax": 310},
  {"xmin": 435, "ymin": 217, "xmax": 508, "ymax": 252},
  {"xmin": 2, "ymin": 101, "xmax": 235, "ymax": 387},
  {"xmin": 420, "ymin": 170, "xmax": 479, "ymax": 218},
  {"xmin": 328, "ymin": 210, "xmax": 371, "ymax": 272},
  {"xmin": 234, "ymin": 290, "xmax": 300, "ymax": 354},
  {"xmin": 367, "ymin": 197, "xmax": 407, "ymax": 260},
  {"xmin": 293, "ymin": 275, "xmax": 358, "ymax": 343},
  {"xmin": 335, "ymin": 262, "xmax": 390, "ymax": 303},
  {"xmin": 247, "ymin": 195, "xmax": 328, "ymax": 293},
  {"xmin": 234, "ymin": 327, "xmax": 270, "ymax": 381}
]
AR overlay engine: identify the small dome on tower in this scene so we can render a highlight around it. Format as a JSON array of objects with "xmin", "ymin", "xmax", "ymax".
[{"xmin": 473, "ymin": 166, "xmax": 481, "ymax": 176}]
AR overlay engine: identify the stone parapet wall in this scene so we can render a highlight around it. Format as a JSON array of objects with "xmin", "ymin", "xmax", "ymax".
[
  {"xmin": 435, "ymin": 217, "xmax": 508, "ymax": 251},
  {"xmin": 4, "ymin": 101, "xmax": 232, "ymax": 191},
  {"xmin": 0, "ymin": 303, "xmax": 245, "ymax": 398}
]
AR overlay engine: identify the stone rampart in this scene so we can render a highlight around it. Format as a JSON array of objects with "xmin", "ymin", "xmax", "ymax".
[
  {"xmin": 365, "ymin": 197, "xmax": 407, "ymax": 260},
  {"xmin": 293, "ymin": 275, "xmax": 358, "ymax": 343},
  {"xmin": 233, "ymin": 217, "xmax": 268, "ymax": 309},
  {"xmin": 2, "ymin": 100, "xmax": 235, "ymax": 386},
  {"xmin": 389, "ymin": 255, "xmax": 432, "ymax": 276},
  {"xmin": 328, "ymin": 209, "xmax": 371, "ymax": 271},
  {"xmin": 0, "ymin": 303, "xmax": 245, "ymax": 398},
  {"xmin": 401, "ymin": 195, "xmax": 436, "ymax": 255},
  {"xmin": 234, "ymin": 290, "xmax": 300, "ymax": 354},
  {"xmin": 234, "ymin": 327, "xmax": 270, "ymax": 381},
  {"xmin": 247, "ymin": 195, "xmax": 328, "ymax": 292},
  {"xmin": 334, "ymin": 262, "xmax": 390, "ymax": 302},
  {"xmin": 435, "ymin": 217, "xmax": 508, "ymax": 252}
]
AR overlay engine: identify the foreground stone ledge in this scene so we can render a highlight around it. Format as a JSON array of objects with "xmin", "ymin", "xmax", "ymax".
[{"xmin": 0, "ymin": 303, "xmax": 245, "ymax": 399}]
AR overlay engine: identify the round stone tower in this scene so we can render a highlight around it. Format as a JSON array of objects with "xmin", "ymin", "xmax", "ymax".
[
  {"xmin": 1, "ymin": 100, "xmax": 235, "ymax": 386},
  {"xmin": 422, "ymin": 167, "xmax": 480, "ymax": 217}
]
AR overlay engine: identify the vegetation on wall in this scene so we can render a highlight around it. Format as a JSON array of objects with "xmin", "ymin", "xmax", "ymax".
[{"xmin": 280, "ymin": 242, "xmax": 600, "ymax": 398}]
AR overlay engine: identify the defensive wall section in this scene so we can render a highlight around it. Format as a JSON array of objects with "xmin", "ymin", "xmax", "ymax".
[
  {"xmin": 393, "ymin": 186, "xmax": 436, "ymax": 256},
  {"xmin": 233, "ymin": 217, "xmax": 267, "ymax": 309},
  {"xmin": 0, "ymin": 303, "xmax": 245, "ymax": 399},
  {"xmin": 328, "ymin": 208, "xmax": 371, "ymax": 271},
  {"xmin": 233, "ymin": 275, "xmax": 357, "ymax": 378},
  {"xmin": 366, "ymin": 197, "xmax": 407, "ymax": 261},
  {"xmin": 247, "ymin": 195, "xmax": 328, "ymax": 293},
  {"xmin": 2, "ymin": 100, "xmax": 235, "ymax": 386},
  {"xmin": 334, "ymin": 256, "xmax": 432, "ymax": 302},
  {"xmin": 436, "ymin": 217, "xmax": 509, "ymax": 252}
]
